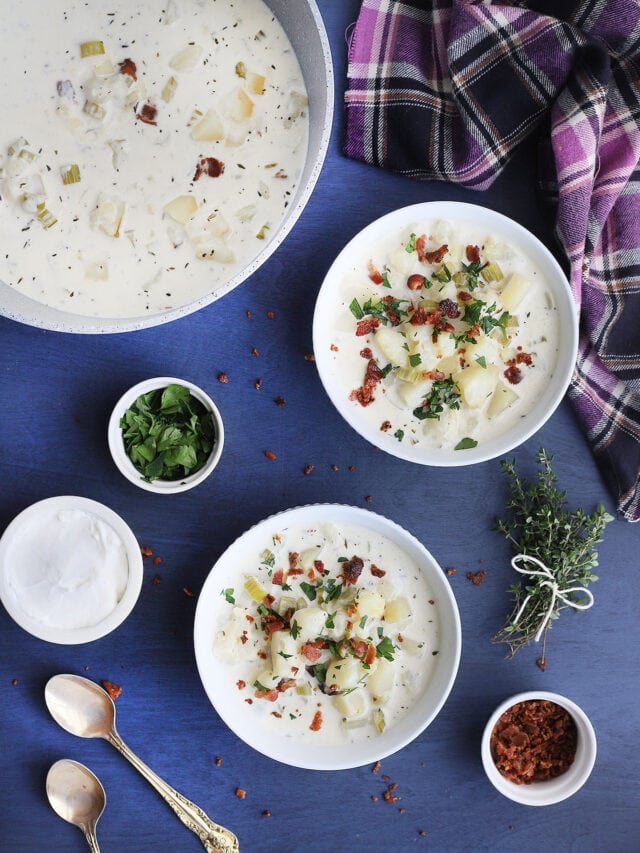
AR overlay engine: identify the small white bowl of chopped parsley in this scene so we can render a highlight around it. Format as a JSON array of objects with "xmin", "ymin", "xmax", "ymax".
[{"xmin": 108, "ymin": 377, "xmax": 224, "ymax": 493}]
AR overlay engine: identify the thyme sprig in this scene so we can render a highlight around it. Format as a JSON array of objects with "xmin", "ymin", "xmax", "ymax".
[{"xmin": 493, "ymin": 449, "xmax": 613, "ymax": 665}]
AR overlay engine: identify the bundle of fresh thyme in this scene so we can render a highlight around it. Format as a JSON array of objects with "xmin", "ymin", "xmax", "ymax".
[{"xmin": 493, "ymin": 449, "xmax": 613, "ymax": 667}]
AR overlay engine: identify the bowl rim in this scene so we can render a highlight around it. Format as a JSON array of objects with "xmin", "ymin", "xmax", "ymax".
[
  {"xmin": 107, "ymin": 376, "xmax": 225, "ymax": 494},
  {"xmin": 0, "ymin": 0, "xmax": 334, "ymax": 334},
  {"xmin": 0, "ymin": 495, "xmax": 143, "ymax": 644},
  {"xmin": 480, "ymin": 690, "xmax": 597, "ymax": 806},
  {"xmin": 312, "ymin": 200, "xmax": 579, "ymax": 467},
  {"xmin": 193, "ymin": 502, "xmax": 462, "ymax": 770}
]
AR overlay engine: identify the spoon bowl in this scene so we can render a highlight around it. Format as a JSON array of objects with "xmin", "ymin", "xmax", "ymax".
[
  {"xmin": 46, "ymin": 759, "xmax": 105, "ymax": 852},
  {"xmin": 45, "ymin": 674, "xmax": 239, "ymax": 852}
]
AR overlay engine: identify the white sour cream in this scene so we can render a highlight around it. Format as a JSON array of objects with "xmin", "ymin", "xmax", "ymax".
[
  {"xmin": 214, "ymin": 521, "xmax": 440, "ymax": 746},
  {"xmin": 5, "ymin": 509, "xmax": 129, "ymax": 629},
  {"xmin": 0, "ymin": 0, "xmax": 308, "ymax": 317},
  {"xmin": 327, "ymin": 218, "xmax": 560, "ymax": 452}
]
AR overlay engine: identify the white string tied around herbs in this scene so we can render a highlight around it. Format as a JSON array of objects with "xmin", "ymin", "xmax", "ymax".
[{"xmin": 510, "ymin": 554, "xmax": 595, "ymax": 642}]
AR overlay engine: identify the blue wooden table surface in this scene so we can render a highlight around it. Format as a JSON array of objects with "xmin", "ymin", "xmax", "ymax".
[{"xmin": 1, "ymin": 2, "xmax": 638, "ymax": 850}]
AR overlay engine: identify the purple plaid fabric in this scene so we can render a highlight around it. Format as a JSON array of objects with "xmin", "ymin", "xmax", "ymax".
[{"xmin": 344, "ymin": 0, "xmax": 640, "ymax": 521}]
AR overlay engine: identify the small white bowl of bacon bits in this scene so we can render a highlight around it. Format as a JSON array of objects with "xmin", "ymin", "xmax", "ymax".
[
  {"xmin": 481, "ymin": 691, "xmax": 597, "ymax": 806},
  {"xmin": 313, "ymin": 201, "xmax": 578, "ymax": 466}
]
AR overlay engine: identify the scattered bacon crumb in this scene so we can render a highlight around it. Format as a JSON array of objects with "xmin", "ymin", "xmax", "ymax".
[
  {"xmin": 365, "ymin": 495, "xmax": 372, "ymax": 503},
  {"xmin": 331, "ymin": 464, "xmax": 339, "ymax": 471},
  {"xmin": 304, "ymin": 353, "xmax": 315, "ymax": 362},
  {"xmin": 466, "ymin": 570, "xmax": 487, "ymax": 586},
  {"xmin": 119, "ymin": 58, "xmax": 137, "ymax": 80},
  {"xmin": 383, "ymin": 783, "xmax": 399, "ymax": 803},
  {"xmin": 235, "ymin": 788, "xmax": 247, "ymax": 800},
  {"xmin": 418, "ymin": 240, "xmax": 448, "ymax": 264},
  {"xmin": 182, "ymin": 586, "xmax": 195, "ymax": 597},
  {"xmin": 274, "ymin": 396, "xmax": 286, "ymax": 407},
  {"xmin": 371, "ymin": 795, "xmax": 379, "ymax": 802},
  {"xmin": 193, "ymin": 156, "xmax": 224, "ymax": 180},
  {"xmin": 11, "ymin": 678, "xmax": 18, "ymax": 686},
  {"xmin": 264, "ymin": 450, "xmax": 277, "ymax": 460},
  {"xmin": 466, "ymin": 244, "xmax": 481, "ymax": 264},
  {"xmin": 244, "ymin": 698, "xmax": 253, "ymax": 704},
  {"xmin": 348, "ymin": 465, "xmax": 356, "ymax": 472},
  {"xmin": 372, "ymin": 761, "xmax": 381, "ymax": 775},
  {"xmin": 153, "ymin": 556, "xmax": 163, "ymax": 565},
  {"xmin": 266, "ymin": 311, "xmax": 275, "ymax": 319},
  {"xmin": 303, "ymin": 464, "xmax": 314, "ymax": 475},
  {"xmin": 217, "ymin": 372, "xmax": 229, "ymax": 384},
  {"xmin": 446, "ymin": 567, "xmax": 457, "ymax": 576},
  {"xmin": 141, "ymin": 546, "xmax": 153, "ymax": 557},
  {"xmin": 330, "ymin": 343, "xmax": 339, "ymax": 352},
  {"xmin": 371, "ymin": 564, "xmax": 386, "ymax": 578},
  {"xmin": 360, "ymin": 347, "xmax": 373, "ymax": 359},
  {"xmin": 246, "ymin": 310, "xmax": 251, "ymax": 318},
  {"xmin": 215, "ymin": 756, "xmax": 222, "ymax": 767},
  {"xmin": 536, "ymin": 657, "xmax": 547, "ymax": 672},
  {"xmin": 262, "ymin": 810, "xmax": 272, "ymax": 817},
  {"xmin": 309, "ymin": 710, "xmax": 323, "ymax": 731},
  {"xmin": 340, "ymin": 555, "xmax": 364, "ymax": 585},
  {"xmin": 380, "ymin": 420, "xmax": 392, "ymax": 432},
  {"xmin": 368, "ymin": 260, "xmax": 384, "ymax": 284},
  {"xmin": 419, "ymin": 830, "xmax": 427, "ymax": 837},
  {"xmin": 101, "ymin": 680, "xmax": 122, "ymax": 701},
  {"xmin": 350, "ymin": 358, "xmax": 383, "ymax": 406},
  {"xmin": 152, "ymin": 574, "xmax": 162, "ymax": 585},
  {"xmin": 254, "ymin": 378, "xmax": 262, "ymax": 390},
  {"xmin": 136, "ymin": 101, "xmax": 158, "ymax": 125},
  {"xmin": 251, "ymin": 347, "xmax": 259, "ymax": 356},
  {"xmin": 355, "ymin": 317, "xmax": 381, "ymax": 337},
  {"xmin": 272, "ymin": 569, "xmax": 284, "ymax": 586}
]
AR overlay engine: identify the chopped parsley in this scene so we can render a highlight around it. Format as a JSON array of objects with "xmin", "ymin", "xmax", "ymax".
[
  {"xmin": 413, "ymin": 376, "xmax": 461, "ymax": 420},
  {"xmin": 221, "ymin": 588, "xmax": 235, "ymax": 604},
  {"xmin": 376, "ymin": 636, "xmax": 396, "ymax": 662},
  {"xmin": 454, "ymin": 437, "xmax": 478, "ymax": 451}
]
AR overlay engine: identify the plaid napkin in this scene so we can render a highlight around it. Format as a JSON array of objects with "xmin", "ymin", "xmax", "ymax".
[{"xmin": 344, "ymin": 0, "xmax": 640, "ymax": 521}]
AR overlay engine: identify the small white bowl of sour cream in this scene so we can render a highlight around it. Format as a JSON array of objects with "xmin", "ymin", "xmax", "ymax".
[
  {"xmin": 0, "ymin": 496, "xmax": 143, "ymax": 644},
  {"xmin": 108, "ymin": 377, "xmax": 224, "ymax": 494}
]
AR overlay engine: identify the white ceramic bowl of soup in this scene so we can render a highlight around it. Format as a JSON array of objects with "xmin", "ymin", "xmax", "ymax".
[
  {"xmin": 0, "ymin": 0, "xmax": 333, "ymax": 332},
  {"xmin": 313, "ymin": 201, "xmax": 578, "ymax": 466},
  {"xmin": 194, "ymin": 503, "xmax": 462, "ymax": 770}
]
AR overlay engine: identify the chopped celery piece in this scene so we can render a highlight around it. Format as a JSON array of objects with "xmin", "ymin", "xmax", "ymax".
[
  {"xmin": 186, "ymin": 108, "xmax": 203, "ymax": 127},
  {"xmin": 371, "ymin": 708, "xmax": 386, "ymax": 733},
  {"xmin": 481, "ymin": 261, "xmax": 504, "ymax": 283},
  {"xmin": 256, "ymin": 223, "xmax": 270, "ymax": 240},
  {"xmin": 296, "ymin": 683, "xmax": 312, "ymax": 696},
  {"xmin": 235, "ymin": 61, "xmax": 247, "ymax": 79},
  {"xmin": 341, "ymin": 716, "xmax": 368, "ymax": 730},
  {"xmin": 244, "ymin": 576, "xmax": 267, "ymax": 602},
  {"xmin": 61, "ymin": 164, "xmax": 81, "ymax": 185},
  {"xmin": 36, "ymin": 204, "xmax": 57, "ymax": 229},
  {"xmin": 80, "ymin": 40, "xmax": 105, "ymax": 58},
  {"xmin": 83, "ymin": 100, "xmax": 106, "ymax": 121}
]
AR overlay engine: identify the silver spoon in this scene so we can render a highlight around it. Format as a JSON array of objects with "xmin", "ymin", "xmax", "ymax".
[
  {"xmin": 45, "ymin": 674, "xmax": 239, "ymax": 853},
  {"xmin": 46, "ymin": 759, "xmax": 105, "ymax": 852}
]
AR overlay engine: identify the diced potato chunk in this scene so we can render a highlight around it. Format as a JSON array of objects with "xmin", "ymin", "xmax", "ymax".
[
  {"xmin": 374, "ymin": 326, "xmax": 408, "ymax": 366},
  {"xmin": 163, "ymin": 194, "xmax": 198, "ymax": 225},
  {"xmin": 384, "ymin": 597, "xmax": 412, "ymax": 624},
  {"xmin": 220, "ymin": 87, "xmax": 254, "ymax": 122},
  {"xmin": 487, "ymin": 384, "xmax": 519, "ymax": 418},
  {"xmin": 271, "ymin": 631, "xmax": 298, "ymax": 677},
  {"xmin": 335, "ymin": 690, "xmax": 368, "ymax": 719},
  {"xmin": 291, "ymin": 605, "xmax": 327, "ymax": 641},
  {"xmin": 325, "ymin": 657, "xmax": 365, "ymax": 692},
  {"xmin": 91, "ymin": 194, "xmax": 125, "ymax": 237},
  {"xmin": 169, "ymin": 44, "xmax": 203, "ymax": 71},
  {"xmin": 355, "ymin": 589, "xmax": 385, "ymax": 621},
  {"xmin": 247, "ymin": 71, "xmax": 266, "ymax": 95},
  {"xmin": 367, "ymin": 658, "xmax": 395, "ymax": 704},
  {"xmin": 397, "ymin": 635, "xmax": 425, "ymax": 656},
  {"xmin": 455, "ymin": 364, "xmax": 499, "ymax": 409},
  {"xmin": 500, "ymin": 272, "xmax": 530, "ymax": 312},
  {"xmin": 191, "ymin": 109, "xmax": 224, "ymax": 141}
]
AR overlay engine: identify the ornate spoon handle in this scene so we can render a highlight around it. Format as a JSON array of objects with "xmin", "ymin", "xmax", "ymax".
[
  {"xmin": 82, "ymin": 826, "xmax": 100, "ymax": 853},
  {"xmin": 106, "ymin": 730, "xmax": 239, "ymax": 852}
]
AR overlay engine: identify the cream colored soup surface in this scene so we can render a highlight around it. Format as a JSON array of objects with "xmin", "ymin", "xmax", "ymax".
[
  {"xmin": 325, "ymin": 219, "xmax": 560, "ymax": 452},
  {"xmin": 214, "ymin": 521, "xmax": 440, "ymax": 745},
  {"xmin": 0, "ymin": 0, "xmax": 308, "ymax": 317}
]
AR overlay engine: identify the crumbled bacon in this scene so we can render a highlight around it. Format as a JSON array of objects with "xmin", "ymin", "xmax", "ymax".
[
  {"xmin": 360, "ymin": 347, "xmax": 373, "ymax": 359},
  {"xmin": 466, "ymin": 570, "xmax": 487, "ymax": 586},
  {"xmin": 272, "ymin": 569, "xmax": 284, "ymax": 586},
  {"xmin": 466, "ymin": 244, "xmax": 481, "ymax": 264},
  {"xmin": 417, "ymin": 238, "xmax": 448, "ymax": 264},
  {"xmin": 458, "ymin": 291, "xmax": 474, "ymax": 302},
  {"xmin": 136, "ymin": 101, "xmax": 158, "ymax": 125},
  {"xmin": 193, "ymin": 156, "xmax": 225, "ymax": 180},
  {"xmin": 314, "ymin": 559, "xmax": 326, "ymax": 575},
  {"xmin": 409, "ymin": 305, "xmax": 427, "ymax": 326},
  {"xmin": 368, "ymin": 260, "xmax": 384, "ymax": 284},
  {"xmin": 277, "ymin": 678, "xmax": 296, "ymax": 692},
  {"xmin": 309, "ymin": 710, "xmax": 323, "ymax": 731},
  {"xmin": 101, "ymin": 680, "xmax": 122, "ymax": 700},
  {"xmin": 504, "ymin": 364, "xmax": 523, "ymax": 384},
  {"xmin": 355, "ymin": 317, "xmax": 380, "ymax": 337},
  {"xmin": 301, "ymin": 643, "xmax": 323, "ymax": 662},
  {"xmin": 340, "ymin": 555, "xmax": 364, "ymax": 585},
  {"xmin": 349, "ymin": 358, "xmax": 383, "ymax": 407},
  {"xmin": 254, "ymin": 687, "xmax": 279, "ymax": 701},
  {"xmin": 119, "ymin": 58, "xmax": 137, "ymax": 81},
  {"xmin": 236, "ymin": 680, "xmax": 246, "ymax": 690},
  {"xmin": 371, "ymin": 564, "xmax": 386, "ymax": 577}
]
